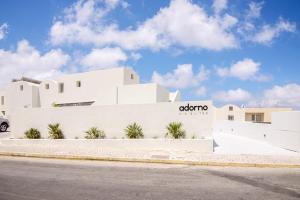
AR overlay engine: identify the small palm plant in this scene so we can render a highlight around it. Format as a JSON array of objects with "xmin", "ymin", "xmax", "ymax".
[
  {"xmin": 165, "ymin": 122, "xmax": 186, "ymax": 139},
  {"xmin": 125, "ymin": 122, "xmax": 144, "ymax": 139},
  {"xmin": 24, "ymin": 128, "xmax": 41, "ymax": 139},
  {"xmin": 48, "ymin": 123, "xmax": 64, "ymax": 139},
  {"xmin": 85, "ymin": 127, "xmax": 106, "ymax": 139}
]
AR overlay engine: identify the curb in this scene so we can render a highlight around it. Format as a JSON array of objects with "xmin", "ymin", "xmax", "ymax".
[{"xmin": 0, "ymin": 152, "xmax": 300, "ymax": 168}]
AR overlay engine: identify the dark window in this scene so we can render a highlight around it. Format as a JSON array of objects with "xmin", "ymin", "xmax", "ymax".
[
  {"xmin": 45, "ymin": 84, "xmax": 50, "ymax": 90},
  {"xmin": 55, "ymin": 101, "xmax": 95, "ymax": 107},
  {"xmin": 228, "ymin": 115, "xmax": 234, "ymax": 121},
  {"xmin": 20, "ymin": 85, "xmax": 24, "ymax": 91},
  {"xmin": 1, "ymin": 96, "xmax": 4, "ymax": 105},
  {"xmin": 229, "ymin": 106, "xmax": 233, "ymax": 111},
  {"xmin": 76, "ymin": 81, "xmax": 81, "ymax": 87},
  {"xmin": 58, "ymin": 83, "xmax": 64, "ymax": 93},
  {"xmin": 130, "ymin": 74, "xmax": 134, "ymax": 79}
]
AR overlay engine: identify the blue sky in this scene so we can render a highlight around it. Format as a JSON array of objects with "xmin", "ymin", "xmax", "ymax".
[{"xmin": 0, "ymin": 0, "xmax": 300, "ymax": 108}]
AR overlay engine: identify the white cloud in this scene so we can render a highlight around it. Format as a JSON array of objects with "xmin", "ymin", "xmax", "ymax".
[
  {"xmin": 81, "ymin": 47, "xmax": 127, "ymax": 69},
  {"xmin": 246, "ymin": 1, "xmax": 264, "ymax": 19},
  {"xmin": 50, "ymin": 0, "xmax": 238, "ymax": 51},
  {"xmin": 0, "ymin": 40, "xmax": 69, "ymax": 87},
  {"xmin": 212, "ymin": 88, "xmax": 252, "ymax": 103},
  {"xmin": 237, "ymin": 1, "xmax": 263, "ymax": 34},
  {"xmin": 0, "ymin": 23, "xmax": 8, "ymax": 40},
  {"xmin": 130, "ymin": 52, "xmax": 142, "ymax": 61},
  {"xmin": 249, "ymin": 84, "xmax": 300, "ymax": 108},
  {"xmin": 212, "ymin": 0, "xmax": 227, "ymax": 14},
  {"xmin": 216, "ymin": 58, "xmax": 270, "ymax": 81},
  {"xmin": 151, "ymin": 64, "xmax": 209, "ymax": 89},
  {"xmin": 195, "ymin": 86, "xmax": 207, "ymax": 96},
  {"xmin": 252, "ymin": 18, "xmax": 296, "ymax": 45},
  {"xmin": 237, "ymin": 2, "xmax": 296, "ymax": 45}
]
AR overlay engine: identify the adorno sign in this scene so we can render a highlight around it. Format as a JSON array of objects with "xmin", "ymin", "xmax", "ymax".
[{"xmin": 179, "ymin": 103, "xmax": 208, "ymax": 112}]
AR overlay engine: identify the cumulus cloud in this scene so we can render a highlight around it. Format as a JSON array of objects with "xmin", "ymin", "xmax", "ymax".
[
  {"xmin": 212, "ymin": 0, "xmax": 227, "ymax": 14},
  {"xmin": 50, "ymin": 0, "xmax": 238, "ymax": 51},
  {"xmin": 213, "ymin": 84, "xmax": 300, "ymax": 108},
  {"xmin": 249, "ymin": 84, "xmax": 300, "ymax": 108},
  {"xmin": 0, "ymin": 23, "xmax": 8, "ymax": 40},
  {"xmin": 151, "ymin": 64, "xmax": 209, "ymax": 89},
  {"xmin": 212, "ymin": 88, "xmax": 252, "ymax": 103},
  {"xmin": 81, "ymin": 47, "xmax": 127, "ymax": 69},
  {"xmin": 252, "ymin": 18, "xmax": 296, "ymax": 45},
  {"xmin": 0, "ymin": 40, "xmax": 69, "ymax": 87},
  {"xmin": 216, "ymin": 58, "xmax": 270, "ymax": 81}
]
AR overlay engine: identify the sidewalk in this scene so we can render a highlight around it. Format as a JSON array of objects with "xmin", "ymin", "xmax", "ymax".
[{"xmin": 0, "ymin": 138, "xmax": 300, "ymax": 168}]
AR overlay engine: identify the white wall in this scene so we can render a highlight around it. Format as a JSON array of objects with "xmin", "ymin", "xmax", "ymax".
[
  {"xmin": 169, "ymin": 91, "xmax": 181, "ymax": 102},
  {"xmin": 272, "ymin": 111, "xmax": 300, "ymax": 132},
  {"xmin": 214, "ymin": 120, "xmax": 271, "ymax": 141},
  {"xmin": 214, "ymin": 104, "xmax": 245, "ymax": 121},
  {"xmin": 4, "ymin": 81, "xmax": 40, "ymax": 119},
  {"xmin": 117, "ymin": 83, "xmax": 170, "ymax": 105},
  {"xmin": 0, "ymin": 90, "xmax": 7, "ymax": 116},
  {"xmin": 39, "ymin": 68, "xmax": 139, "ymax": 107},
  {"xmin": 156, "ymin": 85, "xmax": 170, "ymax": 102},
  {"xmin": 214, "ymin": 112, "xmax": 300, "ymax": 152},
  {"xmin": 10, "ymin": 101, "xmax": 213, "ymax": 139}
]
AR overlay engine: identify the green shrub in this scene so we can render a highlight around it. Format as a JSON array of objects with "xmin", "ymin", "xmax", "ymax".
[
  {"xmin": 24, "ymin": 128, "xmax": 41, "ymax": 139},
  {"xmin": 85, "ymin": 127, "xmax": 106, "ymax": 139},
  {"xmin": 48, "ymin": 123, "xmax": 64, "ymax": 139},
  {"xmin": 165, "ymin": 122, "xmax": 186, "ymax": 139},
  {"xmin": 125, "ymin": 122, "xmax": 144, "ymax": 139}
]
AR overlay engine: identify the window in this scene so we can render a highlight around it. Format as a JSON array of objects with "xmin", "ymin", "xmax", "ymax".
[
  {"xmin": 229, "ymin": 106, "xmax": 233, "ymax": 111},
  {"xmin": 20, "ymin": 85, "xmax": 24, "ymax": 91},
  {"xmin": 54, "ymin": 101, "xmax": 95, "ymax": 107},
  {"xmin": 76, "ymin": 81, "xmax": 81, "ymax": 87},
  {"xmin": 256, "ymin": 114, "xmax": 263, "ymax": 122},
  {"xmin": 45, "ymin": 83, "xmax": 50, "ymax": 90},
  {"xmin": 1, "ymin": 111, "xmax": 5, "ymax": 116},
  {"xmin": 58, "ymin": 83, "xmax": 64, "ymax": 93},
  {"xmin": 228, "ymin": 115, "xmax": 234, "ymax": 121},
  {"xmin": 251, "ymin": 114, "xmax": 255, "ymax": 121},
  {"xmin": 130, "ymin": 74, "xmax": 134, "ymax": 79},
  {"xmin": 1, "ymin": 96, "xmax": 4, "ymax": 105}
]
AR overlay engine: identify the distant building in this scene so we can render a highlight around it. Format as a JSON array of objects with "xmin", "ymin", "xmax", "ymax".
[{"xmin": 214, "ymin": 104, "xmax": 292, "ymax": 123}]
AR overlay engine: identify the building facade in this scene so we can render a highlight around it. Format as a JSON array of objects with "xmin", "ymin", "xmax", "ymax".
[
  {"xmin": 0, "ymin": 67, "xmax": 213, "ymax": 140},
  {"xmin": 214, "ymin": 104, "xmax": 292, "ymax": 123},
  {"xmin": 0, "ymin": 67, "xmax": 181, "ymax": 118}
]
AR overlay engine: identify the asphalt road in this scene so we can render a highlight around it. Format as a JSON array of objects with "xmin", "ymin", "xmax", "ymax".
[{"xmin": 0, "ymin": 156, "xmax": 300, "ymax": 200}]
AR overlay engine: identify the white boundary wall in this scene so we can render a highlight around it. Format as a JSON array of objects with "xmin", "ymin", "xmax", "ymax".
[
  {"xmin": 214, "ymin": 111, "xmax": 300, "ymax": 152},
  {"xmin": 10, "ymin": 101, "xmax": 213, "ymax": 140}
]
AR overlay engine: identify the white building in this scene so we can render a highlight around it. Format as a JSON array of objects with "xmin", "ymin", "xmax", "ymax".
[
  {"xmin": 0, "ymin": 68, "xmax": 181, "ymax": 117},
  {"xmin": 1, "ymin": 67, "xmax": 300, "ymax": 153},
  {"xmin": 0, "ymin": 67, "xmax": 213, "ymax": 141}
]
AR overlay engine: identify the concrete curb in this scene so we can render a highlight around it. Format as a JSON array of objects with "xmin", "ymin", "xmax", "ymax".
[{"xmin": 1, "ymin": 152, "xmax": 300, "ymax": 168}]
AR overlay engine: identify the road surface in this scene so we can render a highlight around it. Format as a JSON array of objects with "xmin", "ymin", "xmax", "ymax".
[{"xmin": 0, "ymin": 156, "xmax": 299, "ymax": 200}]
